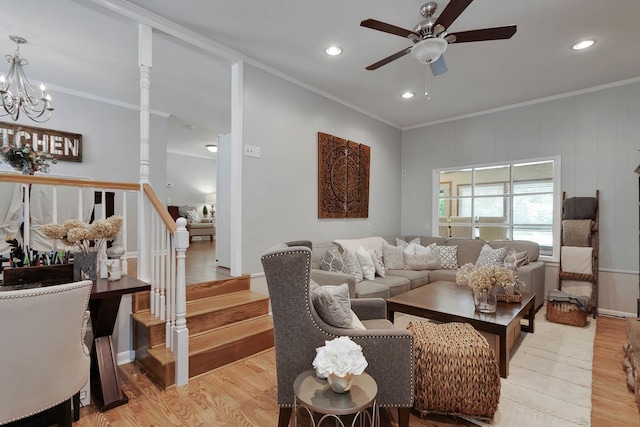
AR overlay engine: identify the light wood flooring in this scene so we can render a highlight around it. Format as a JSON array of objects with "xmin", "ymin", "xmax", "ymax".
[{"xmin": 80, "ymin": 243, "xmax": 639, "ymax": 426}]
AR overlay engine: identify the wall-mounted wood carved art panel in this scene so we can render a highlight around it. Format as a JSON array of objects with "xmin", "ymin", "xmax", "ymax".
[{"xmin": 318, "ymin": 132, "xmax": 370, "ymax": 218}]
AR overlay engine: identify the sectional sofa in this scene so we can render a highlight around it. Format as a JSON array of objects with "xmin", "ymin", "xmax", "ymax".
[{"xmin": 310, "ymin": 236, "xmax": 546, "ymax": 311}]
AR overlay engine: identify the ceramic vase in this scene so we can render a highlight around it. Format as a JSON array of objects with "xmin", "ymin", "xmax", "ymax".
[
  {"xmin": 473, "ymin": 288, "xmax": 497, "ymax": 313},
  {"xmin": 73, "ymin": 251, "xmax": 97, "ymax": 281},
  {"xmin": 327, "ymin": 373, "xmax": 354, "ymax": 393}
]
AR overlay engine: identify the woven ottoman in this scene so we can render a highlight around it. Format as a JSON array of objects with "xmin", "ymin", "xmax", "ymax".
[{"xmin": 408, "ymin": 321, "xmax": 501, "ymax": 420}]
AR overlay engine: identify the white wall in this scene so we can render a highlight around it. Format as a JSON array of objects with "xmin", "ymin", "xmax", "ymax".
[
  {"xmin": 241, "ymin": 64, "xmax": 403, "ymax": 273},
  {"xmin": 166, "ymin": 151, "xmax": 216, "ymax": 211},
  {"xmin": 402, "ymin": 81, "xmax": 640, "ymax": 314}
]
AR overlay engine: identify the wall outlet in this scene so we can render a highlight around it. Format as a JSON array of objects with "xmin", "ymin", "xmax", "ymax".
[
  {"xmin": 367, "ymin": 223, "xmax": 371, "ymax": 231},
  {"xmin": 425, "ymin": 222, "xmax": 429, "ymax": 230},
  {"xmin": 254, "ymin": 146, "xmax": 261, "ymax": 158},
  {"xmin": 244, "ymin": 145, "xmax": 255, "ymax": 157},
  {"xmin": 402, "ymin": 170, "xmax": 407, "ymax": 176}
]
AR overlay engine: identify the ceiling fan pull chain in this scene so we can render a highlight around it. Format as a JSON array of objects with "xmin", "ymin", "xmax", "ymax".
[{"xmin": 424, "ymin": 67, "xmax": 431, "ymax": 100}]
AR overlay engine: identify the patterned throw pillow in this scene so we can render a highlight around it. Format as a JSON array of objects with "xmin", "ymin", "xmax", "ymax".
[
  {"xmin": 475, "ymin": 244, "xmax": 508, "ymax": 268},
  {"xmin": 320, "ymin": 248, "xmax": 346, "ymax": 273},
  {"xmin": 395, "ymin": 237, "xmax": 420, "ymax": 250},
  {"xmin": 383, "ymin": 241, "xmax": 405, "ymax": 270},
  {"xmin": 186, "ymin": 209, "xmax": 201, "ymax": 223},
  {"xmin": 504, "ymin": 248, "xmax": 529, "ymax": 268},
  {"xmin": 341, "ymin": 250, "xmax": 363, "ymax": 282},
  {"xmin": 369, "ymin": 249, "xmax": 386, "ymax": 278},
  {"xmin": 434, "ymin": 245, "xmax": 458, "ymax": 269}
]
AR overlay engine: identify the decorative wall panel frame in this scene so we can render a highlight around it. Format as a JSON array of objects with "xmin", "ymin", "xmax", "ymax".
[{"xmin": 318, "ymin": 132, "xmax": 370, "ymax": 218}]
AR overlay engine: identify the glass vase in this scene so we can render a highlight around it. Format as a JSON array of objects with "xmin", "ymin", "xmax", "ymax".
[
  {"xmin": 327, "ymin": 373, "xmax": 354, "ymax": 393},
  {"xmin": 473, "ymin": 288, "xmax": 497, "ymax": 313}
]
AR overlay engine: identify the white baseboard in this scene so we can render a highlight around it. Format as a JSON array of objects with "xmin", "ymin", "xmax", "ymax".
[
  {"xmin": 598, "ymin": 308, "xmax": 636, "ymax": 318},
  {"xmin": 117, "ymin": 350, "xmax": 135, "ymax": 366}
]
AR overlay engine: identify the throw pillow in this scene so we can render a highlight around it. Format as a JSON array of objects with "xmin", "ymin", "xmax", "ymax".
[
  {"xmin": 395, "ymin": 237, "xmax": 421, "ymax": 250},
  {"xmin": 320, "ymin": 248, "xmax": 347, "ymax": 273},
  {"xmin": 475, "ymin": 244, "xmax": 508, "ymax": 268},
  {"xmin": 309, "ymin": 281, "xmax": 352, "ymax": 328},
  {"xmin": 504, "ymin": 249, "xmax": 529, "ymax": 268},
  {"xmin": 178, "ymin": 205, "xmax": 190, "ymax": 218},
  {"xmin": 186, "ymin": 209, "xmax": 201, "ymax": 223},
  {"xmin": 434, "ymin": 245, "xmax": 458, "ymax": 269},
  {"xmin": 369, "ymin": 249, "xmax": 386, "ymax": 278},
  {"xmin": 350, "ymin": 310, "xmax": 366, "ymax": 330},
  {"xmin": 404, "ymin": 242, "xmax": 440, "ymax": 270},
  {"xmin": 382, "ymin": 241, "xmax": 405, "ymax": 270},
  {"xmin": 356, "ymin": 246, "xmax": 376, "ymax": 281},
  {"xmin": 341, "ymin": 250, "xmax": 363, "ymax": 282}
]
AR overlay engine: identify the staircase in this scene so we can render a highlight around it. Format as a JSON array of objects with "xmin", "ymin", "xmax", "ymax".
[{"xmin": 131, "ymin": 275, "xmax": 273, "ymax": 388}]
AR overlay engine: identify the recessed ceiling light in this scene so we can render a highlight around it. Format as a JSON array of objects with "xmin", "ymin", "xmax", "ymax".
[
  {"xmin": 401, "ymin": 91, "xmax": 415, "ymax": 99},
  {"xmin": 205, "ymin": 144, "xmax": 218, "ymax": 153},
  {"xmin": 325, "ymin": 45, "xmax": 342, "ymax": 56},
  {"xmin": 572, "ymin": 39, "xmax": 595, "ymax": 50}
]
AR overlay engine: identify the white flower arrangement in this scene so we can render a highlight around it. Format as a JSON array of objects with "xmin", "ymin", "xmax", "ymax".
[{"xmin": 312, "ymin": 336, "xmax": 368, "ymax": 378}]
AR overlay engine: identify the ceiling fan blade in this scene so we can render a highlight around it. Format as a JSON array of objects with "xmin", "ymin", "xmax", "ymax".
[
  {"xmin": 360, "ymin": 19, "xmax": 418, "ymax": 38},
  {"xmin": 365, "ymin": 47, "xmax": 412, "ymax": 70},
  {"xmin": 434, "ymin": 0, "xmax": 474, "ymax": 29},
  {"xmin": 450, "ymin": 25, "xmax": 517, "ymax": 43},
  {"xmin": 429, "ymin": 55, "xmax": 448, "ymax": 76}
]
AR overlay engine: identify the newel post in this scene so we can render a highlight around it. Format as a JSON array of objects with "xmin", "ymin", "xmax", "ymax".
[{"xmin": 173, "ymin": 217, "xmax": 189, "ymax": 387}]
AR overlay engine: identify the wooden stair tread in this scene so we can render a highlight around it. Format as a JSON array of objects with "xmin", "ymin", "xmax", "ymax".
[
  {"xmin": 186, "ymin": 290, "xmax": 268, "ymax": 316},
  {"xmin": 148, "ymin": 347, "xmax": 175, "ymax": 365},
  {"xmin": 189, "ymin": 315, "xmax": 273, "ymax": 354}
]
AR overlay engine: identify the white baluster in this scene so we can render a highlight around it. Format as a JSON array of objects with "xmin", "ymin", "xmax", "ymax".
[
  {"xmin": 149, "ymin": 210, "xmax": 156, "ymax": 316},
  {"xmin": 159, "ymin": 219, "xmax": 166, "ymax": 321},
  {"xmin": 120, "ymin": 190, "xmax": 128, "ymax": 276}
]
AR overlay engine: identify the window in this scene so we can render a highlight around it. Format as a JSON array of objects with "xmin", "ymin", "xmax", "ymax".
[{"xmin": 435, "ymin": 159, "xmax": 559, "ymax": 258}]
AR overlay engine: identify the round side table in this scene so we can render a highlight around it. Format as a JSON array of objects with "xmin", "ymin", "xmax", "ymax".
[{"xmin": 293, "ymin": 370, "xmax": 378, "ymax": 427}]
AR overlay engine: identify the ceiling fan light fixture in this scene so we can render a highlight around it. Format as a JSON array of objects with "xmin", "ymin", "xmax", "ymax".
[
  {"xmin": 411, "ymin": 38, "xmax": 447, "ymax": 64},
  {"xmin": 572, "ymin": 39, "xmax": 595, "ymax": 50},
  {"xmin": 401, "ymin": 91, "xmax": 415, "ymax": 99},
  {"xmin": 324, "ymin": 45, "xmax": 342, "ymax": 56},
  {"xmin": 205, "ymin": 144, "xmax": 218, "ymax": 153}
]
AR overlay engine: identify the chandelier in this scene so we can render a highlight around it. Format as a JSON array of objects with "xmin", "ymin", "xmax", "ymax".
[{"xmin": 0, "ymin": 35, "xmax": 53, "ymax": 123}]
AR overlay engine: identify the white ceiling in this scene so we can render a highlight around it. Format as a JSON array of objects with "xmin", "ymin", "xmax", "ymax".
[{"xmin": 4, "ymin": 0, "xmax": 640, "ymax": 155}]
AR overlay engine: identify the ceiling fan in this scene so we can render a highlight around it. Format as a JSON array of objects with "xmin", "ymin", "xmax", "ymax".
[{"xmin": 361, "ymin": 0, "xmax": 516, "ymax": 76}]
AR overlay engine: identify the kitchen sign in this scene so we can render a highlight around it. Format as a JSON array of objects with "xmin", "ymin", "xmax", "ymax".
[{"xmin": 0, "ymin": 121, "xmax": 82, "ymax": 162}]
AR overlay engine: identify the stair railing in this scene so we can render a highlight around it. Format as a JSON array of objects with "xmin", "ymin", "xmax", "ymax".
[{"xmin": 0, "ymin": 173, "xmax": 190, "ymax": 387}]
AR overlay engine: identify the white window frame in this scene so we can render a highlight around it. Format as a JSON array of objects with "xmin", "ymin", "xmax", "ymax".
[{"xmin": 432, "ymin": 156, "xmax": 561, "ymax": 262}]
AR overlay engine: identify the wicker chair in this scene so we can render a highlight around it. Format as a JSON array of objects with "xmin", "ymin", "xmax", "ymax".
[
  {"xmin": 0, "ymin": 280, "xmax": 93, "ymax": 426},
  {"xmin": 261, "ymin": 241, "xmax": 414, "ymax": 427}
]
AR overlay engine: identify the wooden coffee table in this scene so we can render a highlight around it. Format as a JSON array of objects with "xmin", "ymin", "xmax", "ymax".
[{"xmin": 387, "ymin": 280, "xmax": 535, "ymax": 378}]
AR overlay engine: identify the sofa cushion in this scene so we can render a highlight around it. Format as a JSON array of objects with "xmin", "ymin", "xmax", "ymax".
[
  {"xmin": 319, "ymin": 247, "xmax": 347, "ymax": 273},
  {"xmin": 186, "ymin": 209, "xmax": 201, "ymax": 223},
  {"xmin": 383, "ymin": 241, "xmax": 405, "ymax": 270},
  {"xmin": 355, "ymin": 280, "xmax": 390, "ymax": 299},
  {"xmin": 333, "ymin": 237, "xmax": 385, "ymax": 256},
  {"xmin": 489, "ymin": 240, "xmax": 539, "ymax": 262},
  {"xmin": 404, "ymin": 243, "xmax": 440, "ymax": 270},
  {"xmin": 408, "ymin": 236, "xmax": 447, "ymax": 247},
  {"xmin": 372, "ymin": 276, "xmax": 411, "ymax": 297},
  {"xmin": 426, "ymin": 269, "xmax": 459, "ymax": 282},
  {"xmin": 475, "ymin": 244, "xmax": 508, "ymax": 267},
  {"xmin": 386, "ymin": 269, "xmax": 430, "ymax": 289},
  {"xmin": 448, "ymin": 238, "xmax": 486, "ymax": 265}
]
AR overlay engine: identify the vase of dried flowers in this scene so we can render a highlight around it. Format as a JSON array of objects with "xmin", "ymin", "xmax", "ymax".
[
  {"xmin": 456, "ymin": 263, "xmax": 524, "ymax": 314},
  {"xmin": 41, "ymin": 215, "xmax": 123, "ymax": 281}
]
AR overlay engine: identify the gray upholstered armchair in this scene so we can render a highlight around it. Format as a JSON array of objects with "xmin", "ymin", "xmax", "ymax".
[{"xmin": 261, "ymin": 241, "xmax": 414, "ymax": 427}]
